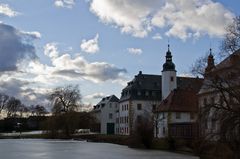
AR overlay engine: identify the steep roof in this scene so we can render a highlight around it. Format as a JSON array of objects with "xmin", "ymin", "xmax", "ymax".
[
  {"xmin": 199, "ymin": 49, "xmax": 240, "ymax": 95},
  {"xmin": 109, "ymin": 95, "xmax": 120, "ymax": 102},
  {"xmin": 214, "ymin": 49, "xmax": 240, "ymax": 71},
  {"xmin": 120, "ymin": 71, "xmax": 203, "ymax": 102},
  {"xmin": 157, "ymin": 89, "xmax": 198, "ymax": 112},
  {"xmin": 92, "ymin": 95, "xmax": 119, "ymax": 111}
]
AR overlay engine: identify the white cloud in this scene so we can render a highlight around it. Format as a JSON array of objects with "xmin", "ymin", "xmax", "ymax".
[
  {"xmin": 89, "ymin": 0, "xmax": 234, "ymax": 40},
  {"xmin": 54, "ymin": 0, "xmax": 75, "ymax": 9},
  {"xmin": 44, "ymin": 43, "xmax": 59, "ymax": 59},
  {"xmin": 80, "ymin": 34, "xmax": 99, "ymax": 54},
  {"xmin": 89, "ymin": 0, "xmax": 159, "ymax": 38},
  {"xmin": 127, "ymin": 48, "xmax": 142, "ymax": 55},
  {"xmin": 0, "ymin": 3, "xmax": 19, "ymax": 17},
  {"xmin": 21, "ymin": 31, "xmax": 41, "ymax": 39},
  {"xmin": 38, "ymin": 43, "xmax": 127, "ymax": 84},
  {"xmin": 152, "ymin": 33, "xmax": 162, "ymax": 40}
]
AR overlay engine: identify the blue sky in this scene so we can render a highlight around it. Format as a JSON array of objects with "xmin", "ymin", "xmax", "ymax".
[{"xmin": 0, "ymin": 0, "xmax": 239, "ymax": 107}]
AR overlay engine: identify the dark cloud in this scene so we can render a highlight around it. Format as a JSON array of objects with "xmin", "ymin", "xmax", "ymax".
[
  {"xmin": 0, "ymin": 23, "xmax": 37, "ymax": 72},
  {"xmin": 90, "ymin": 93, "xmax": 105, "ymax": 99},
  {"xmin": 0, "ymin": 78, "xmax": 29, "ymax": 96},
  {"xmin": 53, "ymin": 65, "xmax": 127, "ymax": 82},
  {"xmin": 53, "ymin": 69, "xmax": 85, "ymax": 78},
  {"xmin": 0, "ymin": 78, "xmax": 48, "ymax": 106}
]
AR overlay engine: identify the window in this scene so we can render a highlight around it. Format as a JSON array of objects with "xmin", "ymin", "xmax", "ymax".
[
  {"xmin": 190, "ymin": 113, "xmax": 194, "ymax": 120},
  {"xmin": 219, "ymin": 95, "xmax": 224, "ymax": 105},
  {"xmin": 137, "ymin": 91, "xmax": 141, "ymax": 96},
  {"xmin": 176, "ymin": 112, "xmax": 181, "ymax": 119},
  {"xmin": 205, "ymin": 121, "xmax": 208, "ymax": 129},
  {"xmin": 212, "ymin": 119, "xmax": 216, "ymax": 130},
  {"xmin": 163, "ymin": 127, "xmax": 166, "ymax": 135},
  {"xmin": 126, "ymin": 104, "xmax": 128, "ymax": 110},
  {"xmin": 109, "ymin": 113, "xmax": 113, "ymax": 119},
  {"xmin": 203, "ymin": 98, "xmax": 207, "ymax": 106},
  {"xmin": 229, "ymin": 95, "xmax": 234, "ymax": 104},
  {"xmin": 162, "ymin": 113, "xmax": 165, "ymax": 119},
  {"xmin": 145, "ymin": 91, "xmax": 149, "ymax": 96},
  {"xmin": 152, "ymin": 91, "xmax": 156, "ymax": 96},
  {"xmin": 170, "ymin": 76, "xmax": 174, "ymax": 82},
  {"xmin": 211, "ymin": 97, "xmax": 215, "ymax": 105},
  {"xmin": 137, "ymin": 104, "xmax": 142, "ymax": 110},
  {"xmin": 137, "ymin": 115, "xmax": 142, "ymax": 122},
  {"xmin": 152, "ymin": 104, "xmax": 156, "ymax": 111},
  {"xmin": 109, "ymin": 103, "xmax": 112, "ymax": 108}
]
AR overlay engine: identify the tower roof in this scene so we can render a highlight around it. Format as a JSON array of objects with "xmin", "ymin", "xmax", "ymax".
[
  {"xmin": 205, "ymin": 48, "xmax": 215, "ymax": 74},
  {"xmin": 162, "ymin": 44, "xmax": 176, "ymax": 72}
]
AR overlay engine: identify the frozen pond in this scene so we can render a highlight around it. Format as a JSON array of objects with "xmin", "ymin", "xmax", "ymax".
[{"xmin": 0, "ymin": 139, "xmax": 199, "ymax": 159}]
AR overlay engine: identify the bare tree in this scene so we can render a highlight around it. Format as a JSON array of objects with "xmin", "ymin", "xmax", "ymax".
[
  {"xmin": 221, "ymin": 16, "xmax": 240, "ymax": 58},
  {"xmin": 18, "ymin": 104, "xmax": 29, "ymax": 118},
  {"xmin": 49, "ymin": 85, "xmax": 81, "ymax": 114},
  {"xmin": 199, "ymin": 66, "xmax": 240, "ymax": 159},
  {"xmin": 190, "ymin": 54, "xmax": 209, "ymax": 77},
  {"xmin": 46, "ymin": 85, "xmax": 82, "ymax": 137},
  {"xmin": 34, "ymin": 105, "xmax": 48, "ymax": 116},
  {"xmin": 0, "ymin": 93, "xmax": 9, "ymax": 114},
  {"xmin": 6, "ymin": 97, "xmax": 21, "ymax": 117}
]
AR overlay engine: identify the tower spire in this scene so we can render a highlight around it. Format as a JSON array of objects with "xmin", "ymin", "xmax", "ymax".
[
  {"xmin": 162, "ymin": 44, "xmax": 175, "ymax": 71},
  {"xmin": 168, "ymin": 39, "xmax": 170, "ymax": 51},
  {"xmin": 205, "ymin": 48, "xmax": 215, "ymax": 74}
]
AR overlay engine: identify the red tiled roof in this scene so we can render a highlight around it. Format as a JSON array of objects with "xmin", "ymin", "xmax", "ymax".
[{"xmin": 157, "ymin": 89, "xmax": 198, "ymax": 112}]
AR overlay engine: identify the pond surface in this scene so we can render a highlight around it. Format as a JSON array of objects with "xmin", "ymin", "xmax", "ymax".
[{"xmin": 0, "ymin": 139, "xmax": 199, "ymax": 159}]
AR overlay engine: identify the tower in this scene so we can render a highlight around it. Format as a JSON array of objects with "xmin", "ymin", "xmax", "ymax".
[
  {"xmin": 162, "ymin": 44, "xmax": 177, "ymax": 100},
  {"xmin": 205, "ymin": 48, "xmax": 215, "ymax": 75}
]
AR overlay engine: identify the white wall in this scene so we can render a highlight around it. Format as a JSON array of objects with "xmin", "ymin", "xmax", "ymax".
[
  {"xmin": 162, "ymin": 71, "xmax": 176, "ymax": 100},
  {"xmin": 118, "ymin": 100, "xmax": 161, "ymax": 135},
  {"xmin": 92, "ymin": 100, "xmax": 119, "ymax": 134},
  {"xmin": 101, "ymin": 102, "xmax": 119, "ymax": 134},
  {"xmin": 156, "ymin": 112, "xmax": 197, "ymax": 138}
]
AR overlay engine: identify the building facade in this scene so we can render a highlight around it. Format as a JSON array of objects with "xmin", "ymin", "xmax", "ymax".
[
  {"xmin": 198, "ymin": 49, "xmax": 240, "ymax": 140},
  {"xmin": 155, "ymin": 89, "xmax": 200, "ymax": 138},
  {"xmin": 92, "ymin": 95, "xmax": 119, "ymax": 134}
]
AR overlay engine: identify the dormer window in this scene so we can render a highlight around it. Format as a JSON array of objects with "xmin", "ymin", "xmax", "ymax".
[{"xmin": 137, "ymin": 91, "xmax": 141, "ymax": 96}]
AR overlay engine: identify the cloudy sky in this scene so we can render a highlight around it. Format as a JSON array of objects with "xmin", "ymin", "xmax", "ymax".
[{"xmin": 0, "ymin": 0, "xmax": 239, "ymax": 107}]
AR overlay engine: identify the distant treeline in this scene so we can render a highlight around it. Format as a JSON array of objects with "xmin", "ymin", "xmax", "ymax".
[{"xmin": 0, "ymin": 116, "xmax": 47, "ymax": 132}]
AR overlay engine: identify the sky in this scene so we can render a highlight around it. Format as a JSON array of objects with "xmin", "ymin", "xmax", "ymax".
[{"xmin": 0, "ymin": 0, "xmax": 239, "ymax": 108}]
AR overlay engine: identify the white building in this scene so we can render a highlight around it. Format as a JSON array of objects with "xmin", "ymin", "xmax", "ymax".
[
  {"xmin": 92, "ymin": 95, "xmax": 119, "ymax": 134},
  {"xmin": 117, "ymin": 45, "xmax": 203, "ymax": 136},
  {"xmin": 155, "ymin": 89, "xmax": 199, "ymax": 138}
]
